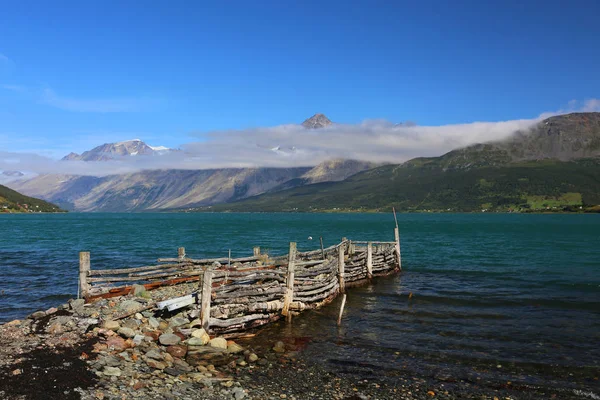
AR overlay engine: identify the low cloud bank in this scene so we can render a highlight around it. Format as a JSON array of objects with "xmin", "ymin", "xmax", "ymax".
[{"xmin": 2, "ymin": 101, "xmax": 599, "ymax": 178}]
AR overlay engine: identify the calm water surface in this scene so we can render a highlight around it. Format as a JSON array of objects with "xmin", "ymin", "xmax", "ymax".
[{"xmin": 0, "ymin": 213, "xmax": 599, "ymax": 395}]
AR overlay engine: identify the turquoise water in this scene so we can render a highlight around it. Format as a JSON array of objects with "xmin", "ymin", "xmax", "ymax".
[{"xmin": 1, "ymin": 213, "xmax": 599, "ymax": 394}]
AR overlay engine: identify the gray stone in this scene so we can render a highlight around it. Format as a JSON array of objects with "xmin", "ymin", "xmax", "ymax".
[
  {"xmin": 103, "ymin": 320, "xmax": 120, "ymax": 331},
  {"xmin": 104, "ymin": 356, "xmax": 121, "ymax": 367},
  {"xmin": 248, "ymin": 353, "xmax": 259, "ymax": 362},
  {"xmin": 118, "ymin": 300, "xmax": 142, "ymax": 313},
  {"xmin": 70, "ymin": 299, "xmax": 85, "ymax": 310},
  {"xmin": 187, "ymin": 337, "xmax": 208, "ymax": 346},
  {"xmin": 273, "ymin": 341, "xmax": 285, "ymax": 353},
  {"xmin": 121, "ymin": 319, "xmax": 140, "ymax": 329},
  {"xmin": 146, "ymin": 349, "xmax": 163, "ymax": 360},
  {"xmin": 148, "ymin": 317, "xmax": 160, "ymax": 329},
  {"xmin": 103, "ymin": 366, "xmax": 121, "ymax": 377},
  {"xmin": 232, "ymin": 386, "xmax": 246, "ymax": 400},
  {"xmin": 208, "ymin": 337, "xmax": 227, "ymax": 349},
  {"xmin": 227, "ymin": 342, "xmax": 244, "ymax": 354},
  {"xmin": 159, "ymin": 333, "xmax": 181, "ymax": 346},
  {"xmin": 169, "ymin": 317, "xmax": 189, "ymax": 328},
  {"xmin": 133, "ymin": 334, "xmax": 145, "ymax": 345},
  {"xmin": 118, "ymin": 327, "xmax": 136, "ymax": 338},
  {"xmin": 30, "ymin": 311, "xmax": 46, "ymax": 320}
]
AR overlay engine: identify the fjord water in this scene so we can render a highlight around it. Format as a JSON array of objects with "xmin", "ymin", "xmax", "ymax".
[{"xmin": 1, "ymin": 213, "xmax": 599, "ymax": 394}]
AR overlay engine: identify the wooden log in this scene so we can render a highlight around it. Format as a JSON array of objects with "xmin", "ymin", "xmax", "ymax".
[
  {"xmin": 79, "ymin": 251, "xmax": 91, "ymax": 299},
  {"xmin": 338, "ymin": 242, "xmax": 345, "ymax": 294},
  {"xmin": 178, "ymin": 247, "xmax": 186, "ymax": 261},
  {"xmin": 282, "ymin": 242, "xmax": 296, "ymax": 317},
  {"xmin": 294, "ymin": 279, "xmax": 337, "ymax": 297},
  {"xmin": 367, "ymin": 242, "xmax": 373, "ymax": 279},
  {"xmin": 157, "ymin": 255, "xmax": 259, "ymax": 264},
  {"xmin": 209, "ymin": 313, "xmax": 276, "ymax": 328},
  {"xmin": 337, "ymin": 294, "xmax": 347, "ymax": 326},
  {"xmin": 350, "ymin": 241, "xmax": 396, "ymax": 245},
  {"xmin": 88, "ymin": 263, "xmax": 187, "ymax": 276},
  {"xmin": 214, "ymin": 285, "xmax": 284, "ymax": 300},
  {"xmin": 253, "ymin": 247, "xmax": 261, "ymax": 256},
  {"xmin": 201, "ymin": 268, "xmax": 213, "ymax": 331},
  {"xmin": 86, "ymin": 275, "xmax": 202, "ymax": 301},
  {"xmin": 294, "ymin": 283, "xmax": 339, "ymax": 303},
  {"xmin": 88, "ymin": 271, "xmax": 186, "ymax": 283}
]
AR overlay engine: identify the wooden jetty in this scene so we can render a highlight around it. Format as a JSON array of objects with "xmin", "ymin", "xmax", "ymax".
[{"xmin": 78, "ymin": 228, "xmax": 402, "ymax": 334}]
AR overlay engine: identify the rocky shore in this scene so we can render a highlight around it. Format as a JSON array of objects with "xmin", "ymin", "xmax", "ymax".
[{"xmin": 0, "ymin": 285, "xmax": 583, "ymax": 400}]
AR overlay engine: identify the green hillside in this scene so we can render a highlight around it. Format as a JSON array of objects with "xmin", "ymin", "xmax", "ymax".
[
  {"xmin": 0, "ymin": 184, "xmax": 65, "ymax": 213},
  {"xmin": 199, "ymin": 158, "xmax": 600, "ymax": 213}
]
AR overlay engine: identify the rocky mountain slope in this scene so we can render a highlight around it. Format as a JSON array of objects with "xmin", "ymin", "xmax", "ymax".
[{"xmin": 205, "ymin": 112, "xmax": 600, "ymax": 213}]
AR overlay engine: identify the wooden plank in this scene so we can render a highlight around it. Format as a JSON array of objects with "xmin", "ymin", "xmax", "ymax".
[
  {"xmin": 156, "ymin": 293, "xmax": 198, "ymax": 311},
  {"xmin": 200, "ymin": 268, "xmax": 213, "ymax": 331},
  {"xmin": 281, "ymin": 242, "xmax": 296, "ymax": 317}
]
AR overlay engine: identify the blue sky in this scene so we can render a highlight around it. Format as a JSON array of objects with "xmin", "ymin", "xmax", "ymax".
[{"xmin": 1, "ymin": 0, "xmax": 599, "ymax": 157}]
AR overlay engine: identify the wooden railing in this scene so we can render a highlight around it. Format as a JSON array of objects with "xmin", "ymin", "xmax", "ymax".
[{"xmin": 78, "ymin": 228, "xmax": 402, "ymax": 333}]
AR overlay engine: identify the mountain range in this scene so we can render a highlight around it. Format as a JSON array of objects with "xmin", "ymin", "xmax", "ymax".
[
  {"xmin": 61, "ymin": 139, "xmax": 173, "ymax": 161},
  {"xmin": 6, "ymin": 114, "xmax": 374, "ymax": 211},
  {"xmin": 6, "ymin": 112, "xmax": 600, "ymax": 213},
  {"xmin": 203, "ymin": 112, "xmax": 600, "ymax": 213}
]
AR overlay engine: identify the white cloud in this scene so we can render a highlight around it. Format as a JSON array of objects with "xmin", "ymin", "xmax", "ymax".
[
  {"xmin": 40, "ymin": 88, "xmax": 160, "ymax": 113},
  {"xmin": 2, "ymin": 99, "xmax": 598, "ymax": 177}
]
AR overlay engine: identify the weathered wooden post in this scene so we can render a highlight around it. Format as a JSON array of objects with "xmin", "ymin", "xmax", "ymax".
[
  {"xmin": 348, "ymin": 240, "xmax": 355, "ymax": 256},
  {"xmin": 253, "ymin": 246, "xmax": 261, "ymax": 257},
  {"xmin": 366, "ymin": 242, "xmax": 373, "ymax": 279},
  {"xmin": 200, "ymin": 267, "xmax": 213, "ymax": 331},
  {"xmin": 338, "ymin": 241, "xmax": 346, "ymax": 293},
  {"xmin": 178, "ymin": 247, "xmax": 186, "ymax": 261},
  {"xmin": 282, "ymin": 242, "xmax": 297, "ymax": 319},
  {"xmin": 319, "ymin": 237, "xmax": 325, "ymax": 259},
  {"xmin": 79, "ymin": 251, "xmax": 91, "ymax": 300},
  {"xmin": 394, "ymin": 227, "xmax": 402, "ymax": 270}
]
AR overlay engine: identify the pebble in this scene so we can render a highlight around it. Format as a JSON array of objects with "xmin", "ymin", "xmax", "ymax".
[
  {"xmin": 159, "ymin": 333, "xmax": 181, "ymax": 346},
  {"xmin": 117, "ymin": 327, "xmax": 136, "ymax": 338},
  {"xmin": 209, "ymin": 337, "xmax": 228, "ymax": 349},
  {"xmin": 103, "ymin": 366, "xmax": 122, "ymax": 377},
  {"xmin": 103, "ymin": 320, "xmax": 120, "ymax": 331}
]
